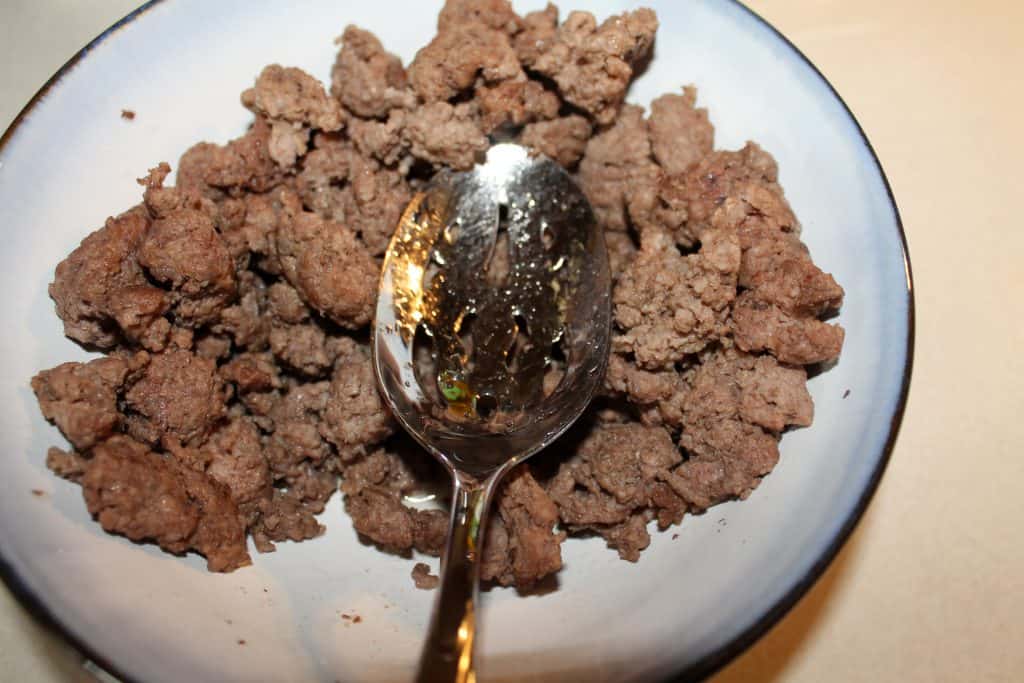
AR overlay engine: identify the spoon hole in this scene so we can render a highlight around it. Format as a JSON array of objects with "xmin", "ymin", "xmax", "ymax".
[
  {"xmin": 412, "ymin": 324, "xmax": 439, "ymax": 402},
  {"xmin": 505, "ymin": 314, "xmax": 531, "ymax": 369},
  {"xmin": 457, "ymin": 312, "xmax": 476, "ymax": 365},
  {"xmin": 549, "ymin": 335, "xmax": 568, "ymax": 364},
  {"xmin": 485, "ymin": 232, "xmax": 511, "ymax": 287},
  {"xmin": 542, "ymin": 363, "xmax": 565, "ymax": 397},
  {"xmin": 443, "ymin": 219, "xmax": 458, "ymax": 245},
  {"xmin": 541, "ymin": 335, "xmax": 570, "ymax": 396},
  {"xmin": 498, "ymin": 202, "xmax": 509, "ymax": 231},
  {"xmin": 474, "ymin": 392, "xmax": 497, "ymax": 418},
  {"xmin": 540, "ymin": 223, "xmax": 555, "ymax": 251},
  {"xmin": 423, "ymin": 260, "xmax": 440, "ymax": 289}
]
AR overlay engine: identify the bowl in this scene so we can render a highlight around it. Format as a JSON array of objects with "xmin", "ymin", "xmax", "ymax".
[{"xmin": 0, "ymin": 1, "xmax": 912, "ymax": 681}]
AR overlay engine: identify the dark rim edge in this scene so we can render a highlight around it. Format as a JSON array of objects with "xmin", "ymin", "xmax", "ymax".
[
  {"xmin": 0, "ymin": 3, "xmax": 164, "ymax": 682},
  {"xmin": 0, "ymin": 2, "xmax": 915, "ymax": 683},
  {"xmin": 671, "ymin": 2, "xmax": 916, "ymax": 681}
]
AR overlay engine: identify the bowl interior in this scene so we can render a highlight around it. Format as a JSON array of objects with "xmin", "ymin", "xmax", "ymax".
[{"xmin": 0, "ymin": 1, "xmax": 910, "ymax": 681}]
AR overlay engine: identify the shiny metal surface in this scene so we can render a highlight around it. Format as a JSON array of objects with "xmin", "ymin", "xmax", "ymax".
[{"xmin": 372, "ymin": 144, "xmax": 611, "ymax": 682}]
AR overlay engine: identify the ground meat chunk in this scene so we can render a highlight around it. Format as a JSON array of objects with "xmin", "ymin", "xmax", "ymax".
[
  {"xmin": 706, "ymin": 189, "xmax": 805, "ymax": 289},
  {"xmin": 80, "ymin": 436, "xmax": 250, "ymax": 572},
  {"xmin": 176, "ymin": 117, "xmax": 286, "ymax": 197},
  {"xmin": 348, "ymin": 110, "xmax": 408, "ymax": 167},
  {"xmin": 240, "ymin": 65, "xmax": 343, "ymax": 168},
  {"xmin": 668, "ymin": 142, "xmax": 792, "ymax": 246},
  {"xmin": 578, "ymin": 105, "xmax": 660, "ymax": 233},
  {"xmin": 267, "ymin": 281, "xmax": 309, "ymax": 324},
  {"xmin": 475, "ymin": 78, "xmax": 560, "ymax": 133},
  {"xmin": 231, "ymin": 188, "xmax": 295, "ymax": 273},
  {"xmin": 219, "ymin": 351, "xmax": 282, "ymax": 394},
  {"xmin": 269, "ymin": 321, "xmax": 338, "ymax": 378},
  {"xmin": 706, "ymin": 185, "xmax": 845, "ymax": 364},
  {"xmin": 648, "ymin": 86, "xmax": 714, "ymax": 175},
  {"xmin": 345, "ymin": 486, "xmax": 447, "ymax": 554},
  {"xmin": 201, "ymin": 419, "xmax": 272, "ymax": 523},
  {"xmin": 514, "ymin": 4, "xmax": 559, "ymax": 67},
  {"xmin": 251, "ymin": 481, "xmax": 331, "ymax": 551},
  {"xmin": 664, "ymin": 350, "xmax": 811, "ymax": 510},
  {"xmin": 296, "ymin": 133, "xmax": 356, "ymax": 222},
  {"xmin": 438, "ymin": 0, "xmax": 522, "ymax": 34},
  {"xmin": 748, "ymin": 242, "xmax": 827, "ymax": 307},
  {"xmin": 481, "ymin": 466, "xmax": 563, "ymax": 587},
  {"xmin": 604, "ymin": 353, "xmax": 676, "ymax": 407},
  {"xmin": 46, "ymin": 447, "xmax": 88, "ymax": 481},
  {"xmin": 214, "ymin": 271, "xmax": 270, "ymax": 350},
  {"xmin": 137, "ymin": 163, "xmax": 195, "ymax": 218},
  {"xmin": 49, "ymin": 208, "xmax": 169, "ymax": 350},
  {"xmin": 613, "ymin": 229, "xmax": 740, "ymax": 369},
  {"xmin": 242, "ymin": 65, "xmax": 343, "ymax": 132},
  {"xmin": 731, "ymin": 294, "xmax": 845, "ymax": 365},
  {"xmin": 137, "ymin": 206, "xmax": 237, "ymax": 327},
  {"xmin": 341, "ymin": 449, "xmax": 447, "ymax": 555},
  {"xmin": 296, "ymin": 134, "xmax": 410, "ymax": 255},
  {"xmin": 411, "ymin": 562, "xmax": 440, "ymax": 590},
  {"xmin": 81, "ymin": 437, "xmax": 195, "ymax": 550},
  {"xmin": 732, "ymin": 356, "xmax": 814, "ymax": 433},
  {"xmin": 178, "ymin": 464, "xmax": 255, "ymax": 571},
  {"xmin": 263, "ymin": 381, "xmax": 333, "ymax": 479},
  {"xmin": 166, "ymin": 326, "xmax": 195, "ymax": 351},
  {"xmin": 124, "ymin": 349, "xmax": 228, "ymax": 446},
  {"xmin": 320, "ymin": 338, "xmax": 394, "ymax": 458},
  {"xmin": 275, "ymin": 209, "xmax": 378, "ymax": 328},
  {"xmin": 604, "ymin": 231, "xmax": 638, "ymax": 277},
  {"xmin": 31, "ymin": 357, "xmax": 129, "ymax": 450},
  {"xmin": 548, "ymin": 421, "xmax": 685, "ymax": 559},
  {"xmin": 209, "ymin": 196, "xmax": 252, "ymax": 266},
  {"xmin": 331, "ymin": 26, "xmax": 415, "ymax": 119},
  {"xmin": 408, "ymin": 22, "xmax": 521, "ymax": 103},
  {"xmin": 404, "ymin": 101, "xmax": 488, "ymax": 170},
  {"xmin": 201, "ymin": 417, "xmax": 268, "ymax": 501},
  {"xmin": 733, "ymin": 259, "xmax": 844, "ymax": 362},
  {"xmin": 194, "ymin": 334, "xmax": 233, "ymax": 361},
  {"xmin": 533, "ymin": 9, "xmax": 658, "ymax": 125},
  {"xmin": 519, "ymin": 115, "xmax": 592, "ymax": 168},
  {"xmin": 344, "ymin": 155, "xmax": 411, "ymax": 255}
]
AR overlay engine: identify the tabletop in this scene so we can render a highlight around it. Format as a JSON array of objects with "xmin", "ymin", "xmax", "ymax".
[{"xmin": 2, "ymin": 1, "xmax": 1021, "ymax": 681}]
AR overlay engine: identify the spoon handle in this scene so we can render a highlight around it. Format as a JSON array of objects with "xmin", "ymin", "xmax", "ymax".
[{"xmin": 416, "ymin": 473, "xmax": 498, "ymax": 683}]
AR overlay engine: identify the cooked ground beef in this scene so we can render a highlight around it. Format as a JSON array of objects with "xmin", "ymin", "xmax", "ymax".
[
  {"xmin": 32, "ymin": 1, "xmax": 842, "ymax": 587},
  {"xmin": 412, "ymin": 562, "xmax": 440, "ymax": 590},
  {"xmin": 78, "ymin": 435, "xmax": 250, "ymax": 572},
  {"xmin": 32, "ymin": 357, "xmax": 130, "ymax": 450}
]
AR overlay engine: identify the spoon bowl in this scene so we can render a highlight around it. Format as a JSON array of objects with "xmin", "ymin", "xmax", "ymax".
[{"xmin": 372, "ymin": 144, "xmax": 611, "ymax": 681}]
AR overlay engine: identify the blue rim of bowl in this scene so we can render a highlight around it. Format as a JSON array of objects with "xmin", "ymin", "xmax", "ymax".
[{"xmin": 0, "ymin": 2, "xmax": 914, "ymax": 681}]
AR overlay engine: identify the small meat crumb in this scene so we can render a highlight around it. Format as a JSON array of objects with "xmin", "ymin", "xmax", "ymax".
[
  {"xmin": 121, "ymin": 109, "xmax": 135, "ymax": 120},
  {"xmin": 237, "ymin": 639, "xmax": 246, "ymax": 646},
  {"xmin": 412, "ymin": 562, "xmax": 440, "ymax": 590},
  {"xmin": 31, "ymin": 489, "xmax": 45, "ymax": 497}
]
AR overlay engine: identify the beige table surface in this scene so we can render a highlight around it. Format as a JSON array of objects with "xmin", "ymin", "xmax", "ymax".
[{"xmin": 2, "ymin": 1, "xmax": 1021, "ymax": 681}]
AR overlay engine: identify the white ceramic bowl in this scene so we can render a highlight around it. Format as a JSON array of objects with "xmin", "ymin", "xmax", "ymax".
[{"xmin": 0, "ymin": 1, "xmax": 912, "ymax": 681}]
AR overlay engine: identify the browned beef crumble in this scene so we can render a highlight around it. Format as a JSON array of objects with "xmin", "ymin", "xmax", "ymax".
[
  {"xmin": 32, "ymin": 1, "xmax": 842, "ymax": 586},
  {"xmin": 411, "ymin": 562, "xmax": 440, "ymax": 590}
]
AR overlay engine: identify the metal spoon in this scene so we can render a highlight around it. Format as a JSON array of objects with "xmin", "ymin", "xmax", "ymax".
[{"xmin": 372, "ymin": 143, "xmax": 611, "ymax": 682}]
